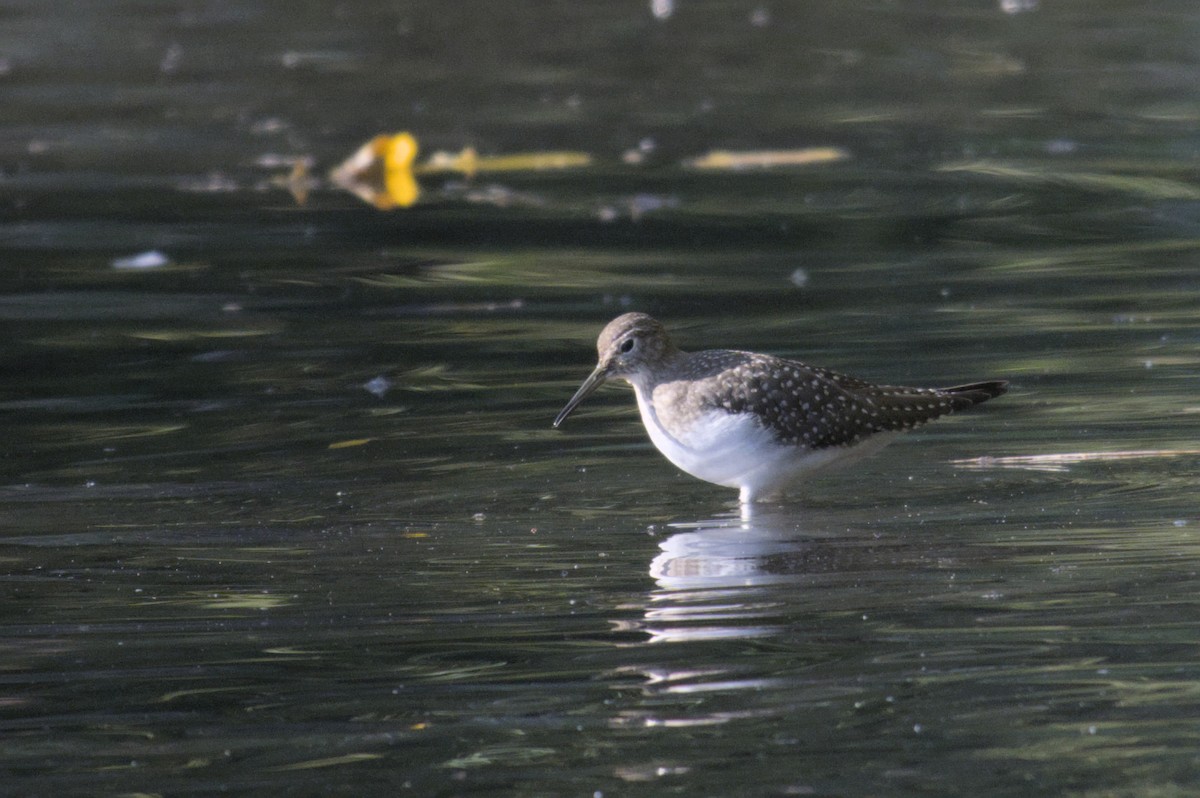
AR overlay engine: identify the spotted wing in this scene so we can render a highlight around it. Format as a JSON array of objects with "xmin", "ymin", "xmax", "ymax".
[{"xmin": 696, "ymin": 352, "xmax": 1004, "ymax": 450}]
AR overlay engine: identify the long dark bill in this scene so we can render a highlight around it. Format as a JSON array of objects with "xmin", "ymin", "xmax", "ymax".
[{"xmin": 552, "ymin": 365, "xmax": 608, "ymax": 428}]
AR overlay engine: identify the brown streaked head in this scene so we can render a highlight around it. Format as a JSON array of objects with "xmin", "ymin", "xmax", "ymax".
[{"xmin": 552, "ymin": 313, "xmax": 677, "ymax": 427}]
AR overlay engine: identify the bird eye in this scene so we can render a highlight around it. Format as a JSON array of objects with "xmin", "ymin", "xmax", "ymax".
[{"xmin": 620, "ymin": 338, "xmax": 636, "ymax": 353}]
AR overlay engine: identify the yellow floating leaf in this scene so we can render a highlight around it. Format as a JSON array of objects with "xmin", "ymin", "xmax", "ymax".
[
  {"xmin": 686, "ymin": 146, "xmax": 850, "ymax": 170},
  {"xmin": 383, "ymin": 132, "xmax": 418, "ymax": 171},
  {"xmin": 419, "ymin": 147, "xmax": 591, "ymax": 177},
  {"xmin": 382, "ymin": 169, "xmax": 419, "ymax": 208},
  {"xmin": 330, "ymin": 132, "xmax": 421, "ymax": 209}
]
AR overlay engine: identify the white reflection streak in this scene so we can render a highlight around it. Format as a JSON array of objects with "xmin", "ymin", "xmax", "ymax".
[
  {"xmin": 610, "ymin": 707, "xmax": 777, "ymax": 730},
  {"xmin": 953, "ymin": 449, "xmax": 1200, "ymax": 473},
  {"xmin": 633, "ymin": 666, "xmax": 783, "ymax": 694}
]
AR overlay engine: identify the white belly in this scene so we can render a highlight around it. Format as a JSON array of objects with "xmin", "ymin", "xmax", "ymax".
[{"xmin": 633, "ymin": 385, "xmax": 896, "ymax": 503}]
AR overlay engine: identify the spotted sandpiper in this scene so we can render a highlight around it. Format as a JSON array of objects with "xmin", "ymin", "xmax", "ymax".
[{"xmin": 553, "ymin": 312, "xmax": 1007, "ymax": 503}]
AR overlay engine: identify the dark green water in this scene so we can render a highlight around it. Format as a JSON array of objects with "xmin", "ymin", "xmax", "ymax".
[{"xmin": 3, "ymin": 1, "xmax": 1200, "ymax": 795}]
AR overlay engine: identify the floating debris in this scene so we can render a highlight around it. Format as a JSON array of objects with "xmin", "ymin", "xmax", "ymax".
[
  {"xmin": 597, "ymin": 193, "xmax": 679, "ymax": 223},
  {"xmin": 283, "ymin": 158, "xmax": 316, "ymax": 205},
  {"xmin": 651, "ymin": 0, "xmax": 674, "ymax": 20},
  {"xmin": 177, "ymin": 171, "xmax": 240, "ymax": 193},
  {"xmin": 621, "ymin": 136, "xmax": 657, "ymax": 165},
  {"xmin": 1000, "ymin": 0, "xmax": 1038, "ymax": 13},
  {"xmin": 363, "ymin": 375, "xmax": 392, "ymax": 398},
  {"xmin": 260, "ymin": 156, "xmax": 318, "ymax": 204},
  {"xmin": 628, "ymin": 193, "xmax": 678, "ymax": 220},
  {"xmin": 460, "ymin": 183, "xmax": 546, "ymax": 208},
  {"xmin": 112, "ymin": 250, "xmax": 171, "ymax": 270},
  {"xmin": 159, "ymin": 42, "xmax": 183, "ymax": 75}
]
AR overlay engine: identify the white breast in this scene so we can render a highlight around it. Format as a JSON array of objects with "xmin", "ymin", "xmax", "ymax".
[{"xmin": 632, "ymin": 383, "xmax": 897, "ymax": 502}]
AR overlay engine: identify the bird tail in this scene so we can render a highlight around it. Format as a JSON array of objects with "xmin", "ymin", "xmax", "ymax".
[{"xmin": 940, "ymin": 380, "xmax": 1008, "ymax": 408}]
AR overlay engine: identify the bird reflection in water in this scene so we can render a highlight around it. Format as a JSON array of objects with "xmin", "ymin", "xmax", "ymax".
[{"xmin": 636, "ymin": 506, "xmax": 858, "ymax": 644}]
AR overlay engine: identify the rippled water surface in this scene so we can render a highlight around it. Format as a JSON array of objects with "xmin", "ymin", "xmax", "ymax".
[{"xmin": 3, "ymin": 1, "xmax": 1200, "ymax": 795}]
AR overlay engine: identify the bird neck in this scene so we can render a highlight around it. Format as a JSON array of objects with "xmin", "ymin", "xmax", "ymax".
[{"xmin": 627, "ymin": 347, "xmax": 686, "ymax": 393}]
